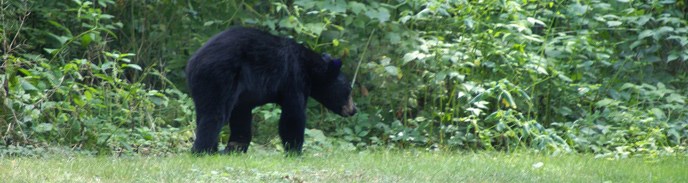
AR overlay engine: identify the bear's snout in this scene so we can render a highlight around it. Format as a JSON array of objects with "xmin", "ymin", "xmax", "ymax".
[{"xmin": 341, "ymin": 96, "xmax": 357, "ymax": 117}]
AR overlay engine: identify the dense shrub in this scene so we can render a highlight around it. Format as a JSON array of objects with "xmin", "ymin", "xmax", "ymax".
[{"xmin": 2, "ymin": 0, "xmax": 687, "ymax": 156}]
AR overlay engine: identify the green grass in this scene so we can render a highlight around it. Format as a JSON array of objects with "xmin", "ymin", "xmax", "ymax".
[{"xmin": 1, "ymin": 151, "xmax": 686, "ymax": 182}]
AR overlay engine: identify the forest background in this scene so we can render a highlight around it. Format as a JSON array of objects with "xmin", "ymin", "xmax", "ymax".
[{"xmin": 1, "ymin": 0, "xmax": 687, "ymax": 158}]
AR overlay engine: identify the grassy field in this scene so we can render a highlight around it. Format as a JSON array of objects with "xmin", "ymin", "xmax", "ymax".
[{"xmin": 1, "ymin": 151, "xmax": 686, "ymax": 182}]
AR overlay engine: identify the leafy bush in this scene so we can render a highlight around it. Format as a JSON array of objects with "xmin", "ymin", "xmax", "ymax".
[
  {"xmin": 1, "ymin": 0, "xmax": 194, "ymax": 156},
  {"xmin": 2, "ymin": 0, "xmax": 687, "ymax": 156}
]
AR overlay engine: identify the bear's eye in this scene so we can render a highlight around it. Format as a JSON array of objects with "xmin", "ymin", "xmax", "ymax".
[{"xmin": 332, "ymin": 59, "xmax": 342, "ymax": 68}]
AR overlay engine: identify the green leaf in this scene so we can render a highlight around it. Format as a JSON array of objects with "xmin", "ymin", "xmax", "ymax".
[
  {"xmin": 304, "ymin": 23, "xmax": 325, "ymax": 36},
  {"xmin": 570, "ymin": 4, "xmax": 588, "ymax": 16},
  {"xmin": 203, "ymin": 21, "xmax": 216, "ymax": 26},
  {"xmin": 380, "ymin": 57, "xmax": 391, "ymax": 65},
  {"xmin": 305, "ymin": 129, "xmax": 327, "ymax": 142},
  {"xmin": 294, "ymin": 0, "xmax": 316, "ymax": 9},
  {"xmin": 535, "ymin": 65, "xmax": 548, "ymax": 75},
  {"xmin": 365, "ymin": 8, "xmax": 390, "ymax": 23},
  {"xmin": 466, "ymin": 107, "xmax": 482, "ymax": 116},
  {"xmin": 656, "ymin": 26, "xmax": 674, "ymax": 37},
  {"xmin": 47, "ymin": 33, "xmax": 70, "ymax": 45},
  {"xmin": 645, "ymin": 56, "xmax": 660, "ymax": 63},
  {"xmin": 638, "ymin": 30, "xmax": 654, "ymax": 39},
  {"xmin": 48, "ymin": 20, "xmax": 72, "ymax": 36},
  {"xmin": 650, "ymin": 108, "xmax": 665, "ymax": 120},
  {"xmin": 384, "ymin": 66, "xmax": 399, "ymax": 76},
  {"xmin": 496, "ymin": 122, "xmax": 506, "ymax": 131},
  {"xmin": 501, "ymin": 90, "xmax": 517, "ymax": 109},
  {"xmin": 348, "ymin": 2, "xmax": 367, "ymax": 14},
  {"xmin": 101, "ymin": 61, "xmax": 114, "ymax": 70},
  {"xmin": 474, "ymin": 101, "xmax": 489, "ymax": 109},
  {"xmin": 559, "ymin": 107, "xmax": 573, "ymax": 116},
  {"xmin": 558, "ymin": 73, "xmax": 573, "ymax": 82},
  {"xmin": 620, "ymin": 83, "xmax": 637, "ymax": 90},
  {"xmin": 666, "ymin": 93, "xmax": 685, "ymax": 104},
  {"xmin": 17, "ymin": 68, "xmax": 31, "ymax": 76},
  {"xmin": 659, "ymin": 0, "xmax": 676, "ymax": 4},
  {"xmin": 522, "ymin": 35, "xmax": 543, "ymax": 42},
  {"xmin": 387, "ymin": 33, "xmax": 401, "ymax": 44},
  {"xmin": 635, "ymin": 15, "xmax": 652, "ymax": 26},
  {"xmin": 402, "ymin": 51, "xmax": 426, "ymax": 65},
  {"xmin": 464, "ymin": 18, "xmax": 474, "ymax": 29},
  {"xmin": 80, "ymin": 33, "xmax": 93, "ymax": 46},
  {"xmin": 668, "ymin": 35, "xmax": 688, "ymax": 46},
  {"xmin": 149, "ymin": 95, "xmax": 167, "ymax": 106},
  {"xmin": 33, "ymin": 123, "xmax": 54, "ymax": 133},
  {"xmin": 435, "ymin": 71, "xmax": 447, "ymax": 82},
  {"xmin": 595, "ymin": 98, "xmax": 616, "ymax": 107},
  {"xmin": 322, "ymin": 0, "xmax": 347, "ymax": 13},
  {"xmin": 99, "ymin": 14, "xmax": 114, "ymax": 20},
  {"xmin": 73, "ymin": 95, "xmax": 85, "ymax": 107},
  {"xmin": 526, "ymin": 17, "xmax": 545, "ymax": 26},
  {"xmin": 343, "ymin": 127, "xmax": 353, "ymax": 134},
  {"xmin": 606, "ymin": 21, "xmax": 622, "ymax": 27},
  {"xmin": 668, "ymin": 52, "xmax": 680, "ymax": 62},
  {"xmin": 19, "ymin": 78, "xmax": 38, "ymax": 91},
  {"xmin": 402, "ymin": 53, "xmax": 416, "ymax": 64},
  {"xmin": 123, "ymin": 64, "xmax": 142, "ymax": 71},
  {"xmin": 278, "ymin": 16, "xmax": 296, "ymax": 29},
  {"xmin": 44, "ymin": 48, "xmax": 59, "ymax": 55}
]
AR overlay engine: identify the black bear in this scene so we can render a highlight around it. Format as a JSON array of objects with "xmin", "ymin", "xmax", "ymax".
[{"xmin": 185, "ymin": 27, "xmax": 357, "ymax": 155}]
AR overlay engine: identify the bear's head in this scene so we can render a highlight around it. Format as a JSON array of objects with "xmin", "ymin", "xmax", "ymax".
[{"xmin": 310, "ymin": 54, "xmax": 357, "ymax": 117}]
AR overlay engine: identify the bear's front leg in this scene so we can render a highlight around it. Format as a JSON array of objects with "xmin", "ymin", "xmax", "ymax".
[{"xmin": 278, "ymin": 95, "xmax": 307, "ymax": 155}]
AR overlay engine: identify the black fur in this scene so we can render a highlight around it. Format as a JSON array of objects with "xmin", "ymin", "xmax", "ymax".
[{"xmin": 186, "ymin": 27, "xmax": 356, "ymax": 154}]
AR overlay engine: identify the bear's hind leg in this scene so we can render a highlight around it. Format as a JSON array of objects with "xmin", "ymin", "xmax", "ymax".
[
  {"xmin": 191, "ymin": 110, "xmax": 225, "ymax": 154},
  {"xmin": 191, "ymin": 84, "xmax": 240, "ymax": 155},
  {"xmin": 224, "ymin": 106, "xmax": 253, "ymax": 153}
]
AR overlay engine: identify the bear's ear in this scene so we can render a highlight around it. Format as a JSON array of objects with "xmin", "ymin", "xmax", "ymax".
[{"xmin": 322, "ymin": 53, "xmax": 333, "ymax": 62}]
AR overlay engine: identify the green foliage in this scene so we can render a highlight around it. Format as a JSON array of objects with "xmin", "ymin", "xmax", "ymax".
[
  {"xmin": 1, "ymin": 0, "xmax": 194, "ymax": 156},
  {"xmin": 2, "ymin": 0, "xmax": 687, "ymax": 156}
]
